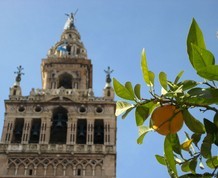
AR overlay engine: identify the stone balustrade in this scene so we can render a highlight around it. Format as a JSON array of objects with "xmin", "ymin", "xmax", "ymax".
[{"xmin": 0, "ymin": 143, "xmax": 115, "ymax": 154}]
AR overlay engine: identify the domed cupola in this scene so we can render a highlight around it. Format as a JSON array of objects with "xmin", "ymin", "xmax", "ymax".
[{"xmin": 47, "ymin": 13, "xmax": 87, "ymax": 59}]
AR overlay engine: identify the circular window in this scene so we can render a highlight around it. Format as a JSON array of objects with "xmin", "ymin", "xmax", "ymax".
[
  {"xmin": 79, "ymin": 105, "xmax": 86, "ymax": 113},
  {"xmin": 35, "ymin": 105, "xmax": 42, "ymax": 112},
  {"xmin": 18, "ymin": 105, "xmax": 25, "ymax": 112},
  {"xmin": 96, "ymin": 106, "xmax": 103, "ymax": 113}
]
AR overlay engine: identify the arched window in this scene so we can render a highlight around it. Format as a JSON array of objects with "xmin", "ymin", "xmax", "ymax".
[
  {"xmin": 58, "ymin": 73, "xmax": 72, "ymax": 89},
  {"xmin": 50, "ymin": 107, "xmax": 68, "ymax": 144}
]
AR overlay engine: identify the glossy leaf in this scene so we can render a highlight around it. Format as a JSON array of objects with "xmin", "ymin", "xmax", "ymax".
[
  {"xmin": 121, "ymin": 107, "xmax": 134, "ymax": 120},
  {"xmin": 189, "ymin": 158, "xmax": 197, "ymax": 174},
  {"xmin": 183, "ymin": 110, "xmax": 205, "ymax": 134},
  {"xmin": 186, "ymin": 88, "xmax": 218, "ymax": 105},
  {"xmin": 125, "ymin": 82, "xmax": 135, "ymax": 99},
  {"xmin": 137, "ymin": 126, "xmax": 153, "ymax": 144},
  {"xmin": 174, "ymin": 70, "xmax": 184, "ymax": 84},
  {"xmin": 148, "ymin": 71, "xmax": 155, "ymax": 86},
  {"xmin": 159, "ymin": 72, "xmax": 168, "ymax": 91},
  {"xmin": 113, "ymin": 78, "xmax": 135, "ymax": 100},
  {"xmin": 197, "ymin": 65, "xmax": 218, "ymax": 81},
  {"xmin": 178, "ymin": 80, "xmax": 198, "ymax": 91},
  {"xmin": 201, "ymin": 134, "xmax": 213, "ymax": 159},
  {"xmin": 115, "ymin": 101, "xmax": 134, "ymax": 116},
  {"xmin": 164, "ymin": 135, "xmax": 178, "ymax": 177},
  {"xmin": 191, "ymin": 133, "xmax": 202, "ymax": 148},
  {"xmin": 214, "ymin": 112, "xmax": 218, "ymax": 128},
  {"xmin": 204, "ymin": 118, "xmax": 217, "ymax": 134},
  {"xmin": 155, "ymin": 155, "xmax": 166, "ymax": 166},
  {"xmin": 168, "ymin": 134, "xmax": 181, "ymax": 155},
  {"xmin": 141, "ymin": 49, "xmax": 153, "ymax": 86},
  {"xmin": 206, "ymin": 156, "xmax": 218, "ymax": 169},
  {"xmin": 179, "ymin": 173, "xmax": 212, "ymax": 178},
  {"xmin": 134, "ymin": 84, "xmax": 141, "ymax": 100},
  {"xmin": 187, "ymin": 18, "xmax": 206, "ymax": 68},
  {"xmin": 135, "ymin": 105, "xmax": 149, "ymax": 126},
  {"xmin": 191, "ymin": 44, "xmax": 215, "ymax": 70},
  {"xmin": 181, "ymin": 161, "xmax": 191, "ymax": 172},
  {"xmin": 181, "ymin": 139, "xmax": 193, "ymax": 151}
]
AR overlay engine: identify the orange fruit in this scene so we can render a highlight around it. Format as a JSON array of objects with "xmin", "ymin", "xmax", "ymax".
[{"xmin": 151, "ymin": 105, "xmax": 183, "ymax": 135}]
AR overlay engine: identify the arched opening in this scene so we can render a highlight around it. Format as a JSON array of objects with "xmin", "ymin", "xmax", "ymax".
[
  {"xmin": 7, "ymin": 164, "xmax": 15, "ymax": 175},
  {"xmin": 76, "ymin": 119, "xmax": 87, "ymax": 144},
  {"xmin": 94, "ymin": 120, "xmax": 104, "ymax": 144},
  {"xmin": 95, "ymin": 165, "xmax": 102, "ymax": 176},
  {"xmin": 29, "ymin": 119, "xmax": 41, "ymax": 143},
  {"xmin": 58, "ymin": 73, "xmax": 72, "ymax": 89},
  {"xmin": 12, "ymin": 118, "xmax": 24, "ymax": 143},
  {"xmin": 50, "ymin": 107, "xmax": 68, "ymax": 144}
]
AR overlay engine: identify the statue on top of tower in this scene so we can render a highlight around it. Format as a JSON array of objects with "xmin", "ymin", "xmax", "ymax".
[
  {"xmin": 14, "ymin": 65, "xmax": 24, "ymax": 83},
  {"xmin": 104, "ymin": 66, "xmax": 114, "ymax": 84},
  {"xmin": 64, "ymin": 10, "xmax": 78, "ymax": 30}
]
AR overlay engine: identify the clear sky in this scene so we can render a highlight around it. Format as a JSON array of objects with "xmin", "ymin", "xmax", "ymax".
[{"xmin": 0, "ymin": 0, "xmax": 218, "ymax": 177}]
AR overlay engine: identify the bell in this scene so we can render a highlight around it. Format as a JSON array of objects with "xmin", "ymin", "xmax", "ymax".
[
  {"xmin": 15, "ymin": 125, "xmax": 22, "ymax": 136},
  {"xmin": 32, "ymin": 129, "xmax": 39, "ymax": 136},
  {"xmin": 55, "ymin": 120, "xmax": 63, "ymax": 128},
  {"xmin": 15, "ymin": 129, "xmax": 21, "ymax": 136},
  {"xmin": 78, "ymin": 125, "xmax": 85, "ymax": 137},
  {"xmin": 96, "ymin": 126, "xmax": 103, "ymax": 137},
  {"xmin": 55, "ymin": 113, "xmax": 63, "ymax": 128}
]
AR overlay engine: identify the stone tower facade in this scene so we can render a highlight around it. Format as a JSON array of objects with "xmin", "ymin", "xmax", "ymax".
[{"xmin": 0, "ymin": 14, "xmax": 116, "ymax": 178}]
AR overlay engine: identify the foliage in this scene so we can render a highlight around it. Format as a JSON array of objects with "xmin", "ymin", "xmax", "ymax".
[{"xmin": 113, "ymin": 19, "xmax": 218, "ymax": 178}]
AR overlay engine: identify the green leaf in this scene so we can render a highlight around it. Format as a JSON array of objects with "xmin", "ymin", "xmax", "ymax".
[
  {"xmin": 189, "ymin": 158, "xmax": 197, "ymax": 174},
  {"xmin": 191, "ymin": 133, "xmax": 202, "ymax": 148},
  {"xmin": 159, "ymin": 72, "xmax": 168, "ymax": 91},
  {"xmin": 137, "ymin": 126, "xmax": 153, "ymax": 144},
  {"xmin": 115, "ymin": 101, "xmax": 134, "ymax": 116},
  {"xmin": 187, "ymin": 18, "xmax": 206, "ymax": 68},
  {"xmin": 174, "ymin": 70, "xmax": 184, "ymax": 84},
  {"xmin": 125, "ymin": 82, "xmax": 135, "ymax": 98},
  {"xmin": 168, "ymin": 134, "xmax": 182, "ymax": 155},
  {"xmin": 201, "ymin": 134, "xmax": 213, "ymax": 159},
  {"xmin": 155, "ymin": 155, "xmax": 166, "ymax": 166},
  {"xmin": 186, "ymin": 88, "xmax": 218, "ymax": 105},
  {"xmin": 121, "ymin": 107, "xmax": 134, "ymax": 120},
  {"xmin": 178, "ymin": 80, "xmax": 198, "ymax": 91},
  {"xmin": 134, "ymin": 84, "xmax": 141, "ymax": 100},
  {"xmin": 197, "ymin": 65, "xmax": 218, "ymax": 81},
  {"xmin": 164, "ymin": 135, "xmax": 178, "ymax": 177},
  {"xmin": 141, "ymin": 49, "xmax": 153, "ymax": 86},
  {"xmin": 179, "ymin": 173, "xmax": 212, "ymax": 178},
  {"xmin": 204, "ymin": 118, "xmax": 217, "ymax": 134},
  {"xmin": 183, "ymin": 110, "xmax": 205, "ymax": 134},
  {"xmin": 206, "ymin": 156, "xmax": 218, "ymax": 169},
  {"xmin": 149, "ymin": 71, "xmax": 155, "ymax": 86},
  {"xmin": 135, "ymin": 105, "xmax": 149, "ymax": 126},
  {"xmin": 181, "ymin": 161, "xmax": 191, "ymax": 172},
  {"xmin": 191, "ymin": 44, "xmax": 215, "ymax": 69},
  {"xmin": 113, "ymin": 78, "xmax": 135, "ymax": 100},
  {"xmin": 214, "ymin": 112, "xmax": 218, "ymax": 128}
]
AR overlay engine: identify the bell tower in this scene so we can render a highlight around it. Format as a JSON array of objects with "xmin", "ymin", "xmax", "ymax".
[{"xmin": 0, "ymin": 13, "xmax": 116, "ymax": 178}]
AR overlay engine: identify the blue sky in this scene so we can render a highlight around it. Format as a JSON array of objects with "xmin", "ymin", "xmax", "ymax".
[{"xmin": 0, "ymin": 0, "xmax": 218, "ymax": 177}]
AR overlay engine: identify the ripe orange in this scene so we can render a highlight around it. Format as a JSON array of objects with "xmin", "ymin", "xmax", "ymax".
[{"xmin": 151, "ymin": 105, "xmax": 183, "ymax": 135}]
